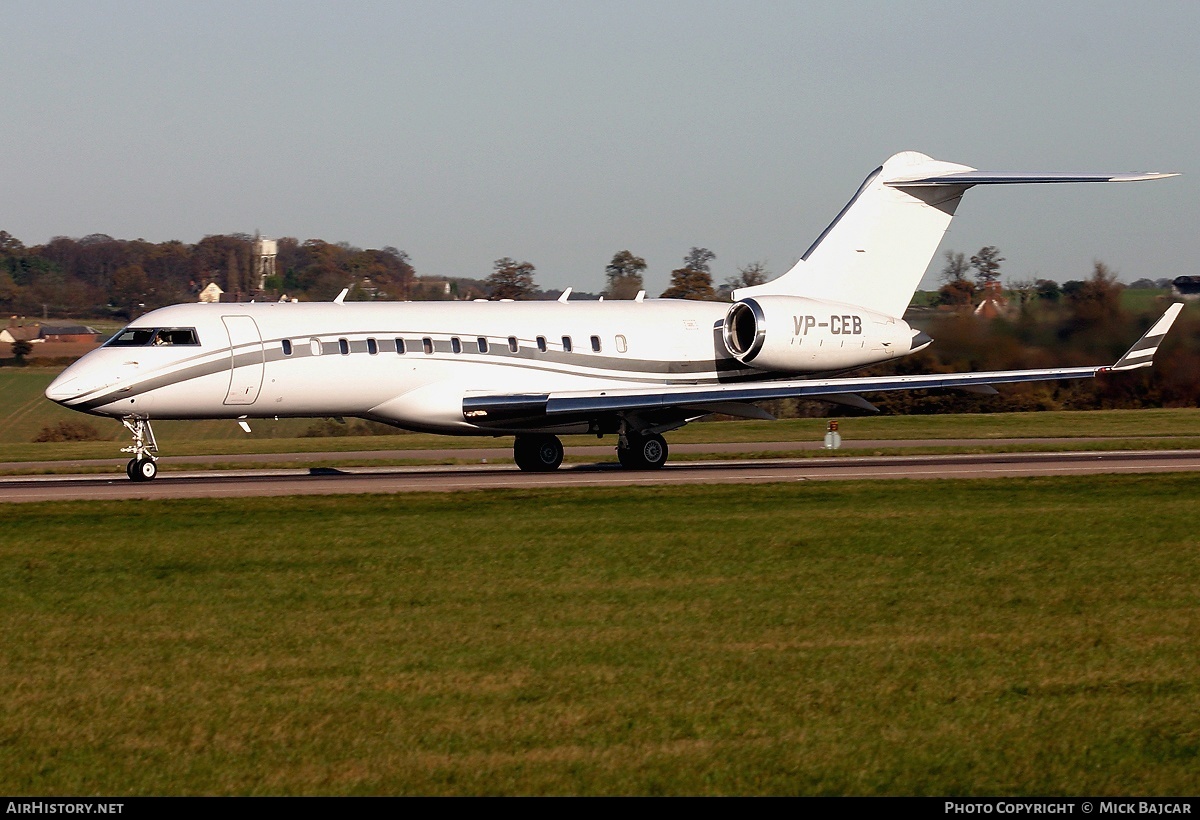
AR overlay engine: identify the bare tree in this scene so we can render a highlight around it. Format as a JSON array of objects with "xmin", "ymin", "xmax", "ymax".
[
  {"xmin": 1007, "ymin": 278, "xmax": 1038, "ymax": 310},
  {"xmin": 970, "ymin": 246, "xmax": 1005, "ymax": 286},
  {"xmin": 725, "ymin": 260, "xmax": 770, "ymax": 292},
  {"xmin": 939, "ymin": 250, "xmax": 970, "ymax": 284},
  {"xmin": 682, "ymin": 247, "xmax": 716, "ymax": 274}
]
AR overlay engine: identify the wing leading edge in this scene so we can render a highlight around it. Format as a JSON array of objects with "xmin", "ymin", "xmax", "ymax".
[{"xmin": 462, "ymin": 304, "xmax": 1184, "ymax": 425}]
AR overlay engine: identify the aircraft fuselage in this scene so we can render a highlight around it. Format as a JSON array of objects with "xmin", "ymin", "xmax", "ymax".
[{"xmin": 46, "ymin": 297, "xmax": 920, "ymax": 435}]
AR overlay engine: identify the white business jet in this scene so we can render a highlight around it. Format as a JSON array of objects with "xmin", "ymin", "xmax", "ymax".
[{"xmin": 45, "ymin": 152, "xmax": 1182, "ymax": 481}]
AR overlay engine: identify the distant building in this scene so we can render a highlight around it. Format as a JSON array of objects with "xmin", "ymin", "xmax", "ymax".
[
  {"xmin": 1171, "ymin": 276, "xmax": 1200, "ymax": 301},
  {"xmin": 199, "ymin": 282, "xmax": 224, "ymax": 303},
  {"xmin": 254, "ymin": 235, "xmax": 278, "ymax": 290},
  {"xmin": 973, "ymin": 281, "xmax": 1011, "ymax": 319},
  {"xmin": 38, "ymin": 324, "xmax": 100, "ymax": 343},
  {"xmin": 0, "ymin": 325, "xmax": 42, "ymax": 344},
  {"xmin": 1, "ymin": 322, "xmax": 100, "ymax": 345}
]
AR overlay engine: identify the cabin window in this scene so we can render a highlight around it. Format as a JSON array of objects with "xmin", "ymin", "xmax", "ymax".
[
  {"xmin": 395, "ymin": 338, "xmax": 406, "ymax": 354},
  {"xmin": 338, "ymin": 338, "xmax": 350, "ymax": 355},
  {"xmin": 281, "ymin": 339, "xmax": 293, "ymax": 356},
  {"xmin": 310, "ymin": 338, "xmax": 322, "ymax": 356},
  {"xmin": 508, "ymin": 336, "xmax": 519, "ymax": 353},
  {"xmin": 615, "ymin": 334, "xmax": 628, "ymax": 353},
  {"xmin": 590, "ymin": 335, "xmax": 601, "ymax": 352},
  {"xmin": 422, "ymin": 337, "xmax": 434, "ymax": 355},
  {"xmin": 451, "ymin": 337, "xmax": 462, "ymax": 354},
  {"xmin": 562, "ymin": 336, "xmax": 573, "ymax": 353},
  {"xmin": 477, "ymin": 337, "xmax": 489, "ymax": 353},
  {"xmin": 367, "ymin": 338, "xmax": 378, "ymax": 355},
  {"xmin": 536, "ymin": 336, "xmax": 547, "ymax": 353}
]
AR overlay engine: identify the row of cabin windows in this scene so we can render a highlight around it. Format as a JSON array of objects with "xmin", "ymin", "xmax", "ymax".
[{"xmin": 281, "ymin": 334, "xmax": 629, "ymax": 357}]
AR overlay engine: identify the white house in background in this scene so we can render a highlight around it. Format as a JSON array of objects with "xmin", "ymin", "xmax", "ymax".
[
  {"xmin": 0, "ymin": 325, "xmax": 44, "ymax": 344},
  {"xmin": 198, "ymin": 282, "xmax": 224, "ymax": 303}
]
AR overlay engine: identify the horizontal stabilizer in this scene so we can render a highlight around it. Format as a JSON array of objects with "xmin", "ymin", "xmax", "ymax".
[{"xmin": 888, "ymin": 170, "xmax": 1179, "ymax": 187}]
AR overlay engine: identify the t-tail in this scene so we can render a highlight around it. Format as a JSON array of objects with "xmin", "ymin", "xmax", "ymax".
[{"xmin": 734, "ymin": 151, "xmax": 1178, "ymax": 318}]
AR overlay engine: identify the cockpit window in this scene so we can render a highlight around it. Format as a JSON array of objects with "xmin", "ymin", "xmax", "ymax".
[
  {"xmin": 106, "ymin": 327, "xmax": 200, "ymax": 347},
  {"xmin": 107, "ymin": 328, "xmax": 156, "ymax": 347}
]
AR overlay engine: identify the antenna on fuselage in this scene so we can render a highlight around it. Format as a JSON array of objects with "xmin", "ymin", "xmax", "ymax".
[
  {"xmin": 558, "ymin": 288, "xmax": 572, "ymax": 303},
  {"xmin": 333, "ymin": 288, "xmax": 349, "ymax": 304}
]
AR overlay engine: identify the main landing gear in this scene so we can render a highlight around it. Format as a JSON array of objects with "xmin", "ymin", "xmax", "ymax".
[
  {"xmin": 121, "ymin": 417, "xmax": 159, "ymax": 482},
  {"xmin": 617, "ymin": 431, "xmax": 668, "ymax": 470},
  {"xmin": 513, "ymin": 433, "xmax": 564, "ymax": 472},
  {"xmin": 511, "ymin": 431, "xmax": 670, "ymax": 472}
]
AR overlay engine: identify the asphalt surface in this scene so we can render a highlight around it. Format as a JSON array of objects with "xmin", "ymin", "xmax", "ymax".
[
  {"xmin": 2, "ymin": 449, "xmax": 1198, "ymax": 503},
  {"xmin": 0, "ymin": 437, "xmax": 1139, "ymax": 472}
]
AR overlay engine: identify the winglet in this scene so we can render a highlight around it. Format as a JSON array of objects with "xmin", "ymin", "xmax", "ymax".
[{"xmin": 1110, "ymin": 303, "xmax": 1184, "ymax": 371}]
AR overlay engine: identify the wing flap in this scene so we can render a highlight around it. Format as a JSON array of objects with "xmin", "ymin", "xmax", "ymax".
[{"xmin": 539, "ymin": 366, "xmax": 1101, "ymax": 418}]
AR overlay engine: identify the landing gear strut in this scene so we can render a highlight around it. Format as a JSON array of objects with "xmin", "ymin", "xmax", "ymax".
[
  {"xmin": 617, "ymin": 431, "xmax": 668, "ymax": 470},
  {"xmin": 513, "ymin": 434, "xmax": 564, "ymax": 472},
  {"xmin": 121, "ymin": 417, "xmax": 159, "ymax": 482}
]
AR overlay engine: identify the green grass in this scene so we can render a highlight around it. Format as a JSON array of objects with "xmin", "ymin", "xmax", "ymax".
[
  {"xmin": 1121, "ymin": 288, "xmax": 1173, "ymax": 314},
  {"xmin": 2, "ymin": 476, "xmax": 1198, "ymax": 795}
]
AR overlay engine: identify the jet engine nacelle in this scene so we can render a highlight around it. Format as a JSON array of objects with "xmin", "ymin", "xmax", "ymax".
[{"xmin": 721, "ymin": 295, "xmax": 926, "ymax": 372}]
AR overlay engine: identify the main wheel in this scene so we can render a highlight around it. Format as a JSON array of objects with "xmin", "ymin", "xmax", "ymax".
[
  {"xmin": 617, "ymin": 432, "xmax": 668, "ymax": 470},
  {"xmin": 130, "ymin": 457, "xmax": 158, "ymax": 482},
  {"xmin": 513, "ymin": 434, "xmax": 564, "ymax": 472}
]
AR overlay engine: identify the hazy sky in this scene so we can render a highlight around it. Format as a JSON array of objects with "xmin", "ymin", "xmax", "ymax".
[{"xmin": 3, "ymin": 1, "xmax": 1197, "ymax": 294}]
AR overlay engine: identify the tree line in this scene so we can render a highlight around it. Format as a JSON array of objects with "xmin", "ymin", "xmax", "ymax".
[
  {"xmin": 0, "ymin": 231, "xmax": 419, "ymax": 318},
  {"xmin": 0, "ymin": 228, "xmax": 773, "ymax": 318}
]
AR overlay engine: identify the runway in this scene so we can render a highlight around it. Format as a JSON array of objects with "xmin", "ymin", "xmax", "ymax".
[
  {"xmin": 2, "ymin": 449, "xmax": 1198, "ymax": 503},
  {"xmin": 0, "ymin": 437, "xmax": 1148, "ymax": 473}
]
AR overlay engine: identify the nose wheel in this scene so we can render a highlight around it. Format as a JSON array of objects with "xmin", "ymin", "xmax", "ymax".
[
  {"xmin": 126, "ymin": 457, "xmax": 158, "ymax": 482},
  {"xmin": 120, "ymin": 417, "xmax": 160, "ymax": 482}
]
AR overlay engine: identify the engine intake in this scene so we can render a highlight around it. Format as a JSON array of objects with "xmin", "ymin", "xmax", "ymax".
[
  {"xmin": 721, "ymin": 295, "xmax": 919, "ymax": 373},
  {"xmin": 722, "ymin": 299, "xmax": 766, "ymax": 361}
]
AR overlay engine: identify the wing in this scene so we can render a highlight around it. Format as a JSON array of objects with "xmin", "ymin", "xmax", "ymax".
[{"xmin": 463, "ymin": 304, "xmax": 1184, "ymax": 426}]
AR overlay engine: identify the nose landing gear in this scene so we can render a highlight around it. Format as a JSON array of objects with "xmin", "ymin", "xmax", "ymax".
[{"xmin": 121, "ymin": 417, "xmax": 159, "ymax": 482}]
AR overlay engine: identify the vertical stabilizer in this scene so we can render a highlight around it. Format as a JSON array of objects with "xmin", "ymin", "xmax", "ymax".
[
  {"xmin": 735, "ymin": 152, "xmax": 973, "ymax": 318},
  {"xmin": 734, "ymin": 152, "xmax": 1178, "ymax": 318}
]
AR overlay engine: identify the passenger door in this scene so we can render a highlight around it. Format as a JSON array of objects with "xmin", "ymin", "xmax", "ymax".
[{"xmin": 222, "ymin": 315, "xmax": 264, "ymax": 405}]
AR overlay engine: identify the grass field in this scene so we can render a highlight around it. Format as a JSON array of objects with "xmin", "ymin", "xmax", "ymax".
[{"xmin": 2, "ymin": 476, "xmax": 1198, "ymax": 795}]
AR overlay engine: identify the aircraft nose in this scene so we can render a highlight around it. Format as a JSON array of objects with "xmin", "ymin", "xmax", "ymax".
[{"xmin": 45, "ymin": 372, "xmax": 84, "ymax": 403}]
